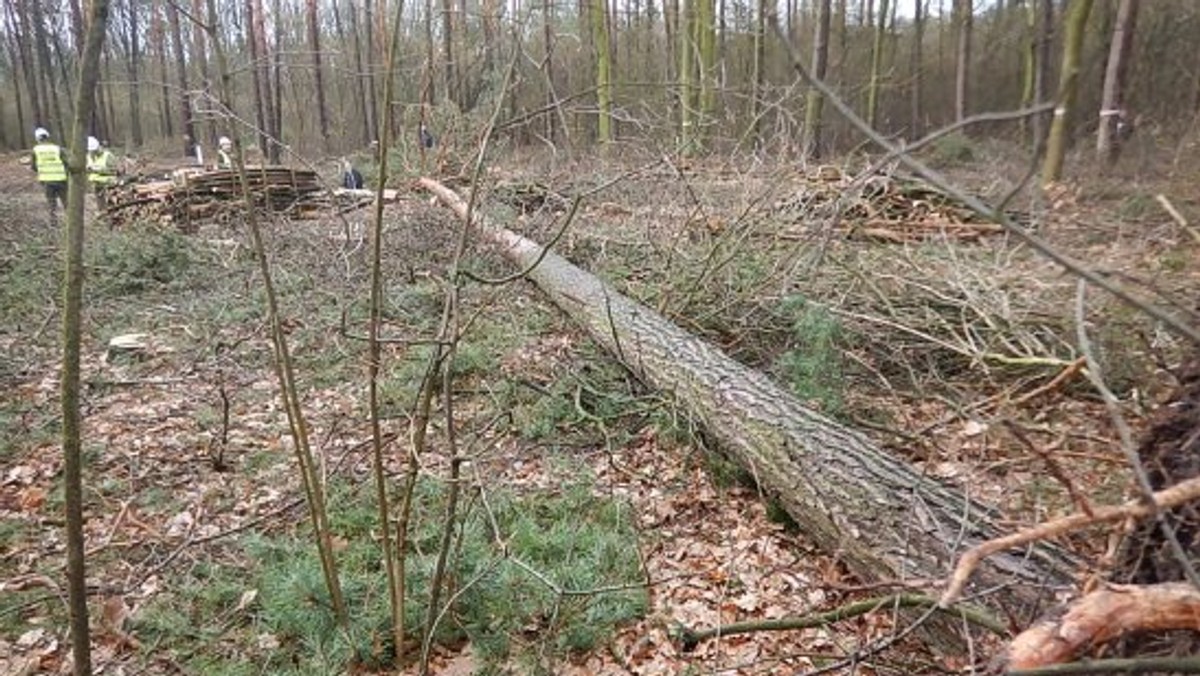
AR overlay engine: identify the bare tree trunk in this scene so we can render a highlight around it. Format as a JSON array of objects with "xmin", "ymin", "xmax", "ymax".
[
  {"xmin": 152, "ymin": 0, "xmax": 173, "ymax": 138},
  {"xmin": 30, "ymin": 0, "xmax": 66, "ymax": 132},
  {"xmin": 250, "ymin": 0, "xmax": 275, "ymax": 158},
  {"xmin": 1096, "ymin": 0, "xmax": 1138, "ymax": 164},
  {"xmin": 420, "ymin": 177, "xmax": 1079, "ymax": 652},
  {"xmin": 679, "ymin": 0, "xmax": 695, "ymax": 148},
  {"xmin": 166, "ymin": 0, "xmax": 196, "ymax": 156},
  {"xmin": 803, "ymin": 0, "xmax": 831, "ymax": 157},
  {"xmin": 271, "ymin": 0, "xmax": 283, "ymax": 161},
  {"xmin": 909, "ymin": 0, "xmax": 924, "ymax": 137},
  {"xmin": 542, "ymin": 0, "xmax": 556, "ymax": 142},
  {"xmin": 593, "ymin": 0, "xmax": 613, "ymax": 144},
  {"xmin": 953, "ymin": 0, "xmax": 971, "ymax": 122},
  {"xmin": 307, "ymin": 0, "xmax": 330, "ymax": 147},
  {"xmin": 1042, "ymin": 0, "xmax": 1094, "ymax": 185},
  {"xmin": 1031, "ymin": 0, "xmax": 1053, "ymax": 149},
  {"xmin": 190, "ymin": 0, "xmax": 212, "ymax": 149},
  {"xmin": 126, "ymin": 0, "xmax": 144, "ymax": 147},
  {"xmin": 9, "ymin": 0, "xmax": 43, "ymax": 125},
  {"xmin": 63, "ymin": 0, "xmax": 112, "ymax": 673},
  {"xmin": 865, "ymin": 0, "xmax": 888, "ymax": 128},
  {"xmin": 749, "ymin": 0, "xmax": 766, "ymax": 145},
  {"xmin": 344, "ymin": 0, "xmax": 375, "ymax": 143},
  {"xmin": 441, "ymin": 0, "xmax": 457, "ymax": 106}
]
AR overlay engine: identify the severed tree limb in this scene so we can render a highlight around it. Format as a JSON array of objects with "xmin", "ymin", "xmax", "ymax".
[
  {"xmin": 940, "ymin": 474, "xmax": 1200, "ymax": 606},
  {"xmin": 677, "ymin": 593, "xmax": 1007, "ymax": 652},
  {"xmin": 1009, "ymin": 657, "xmax": 1200, "ymax": 675},
  {"xmin": 1004, "ymin": 582, "xmax": 1200, "ymax": 670}
]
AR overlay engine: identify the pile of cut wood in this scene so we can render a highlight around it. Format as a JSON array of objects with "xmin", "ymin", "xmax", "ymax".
[
  {"xmin": 770, "ymin": 166, "xmax": 1016, "ymax": 242},
  {"xmin": 102, "ymin": 166, "xmax": 389, "ymax": 230}
]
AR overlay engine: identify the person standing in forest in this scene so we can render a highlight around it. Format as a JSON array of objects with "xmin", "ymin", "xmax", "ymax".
[
  {"xmin": 30, "ymin": 127, "xmax": 67, "ymax": 223},
  {"xmin": 217, "ymin": 136, "xmax": 234, "ymax": 169},
  {"xmin": 86, "ymin": 136, "xmax": 117, "ymax": 207}
]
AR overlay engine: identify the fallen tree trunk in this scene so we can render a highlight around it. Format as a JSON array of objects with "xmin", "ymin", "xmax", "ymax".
[{"xmin": 418, "ymin": 177, "xmax": 1080, "ymax": 647}]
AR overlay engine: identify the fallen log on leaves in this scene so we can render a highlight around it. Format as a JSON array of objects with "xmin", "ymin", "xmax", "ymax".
[{"xmin": 418, "ymin": 177, "xmax": 1079, "ymax": 651}]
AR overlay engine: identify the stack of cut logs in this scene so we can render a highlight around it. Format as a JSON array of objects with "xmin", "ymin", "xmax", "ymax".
[{"xmin": 103, "ymin": 166, "xmax": 389, "ymax": 230}]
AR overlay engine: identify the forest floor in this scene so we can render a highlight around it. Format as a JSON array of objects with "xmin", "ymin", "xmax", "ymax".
[{"xmin": 1, "ymin": 139, "xmax": 1198, "ymax": 675}]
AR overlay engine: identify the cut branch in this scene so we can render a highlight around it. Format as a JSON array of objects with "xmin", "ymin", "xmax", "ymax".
[{"xmin": 1004, "ymin": 582, "xmax": 1200, "ymax": 670}]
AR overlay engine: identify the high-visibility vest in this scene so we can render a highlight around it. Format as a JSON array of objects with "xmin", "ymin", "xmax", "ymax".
[
  {"xmin": 87, "ymin": 150, "xmax": 116, "ymax": 185},
  {"xmin": 32, "ymin": 143, "xmax": 66, "ymax": 183},
  {"xmin": 217, "ymin": 149, "xmax": 232, "ymax": 169}
]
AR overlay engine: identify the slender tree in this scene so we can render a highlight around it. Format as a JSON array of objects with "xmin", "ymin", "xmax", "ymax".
[
  {"xmin": 441, "ymin": 0, "xmax": 457, "ymax": 106},
  {"xmin": 62, "ymin": 0, "xmax": 112, "ymax": 672},
  {"xmin": 307, "ymin": 0, "xmax": 330, "ymax": 146},
  {"xmin": 953, "ymin": 0, "xmax": 971, "ymax": 122},
  {"xmin": 909, "ymin": 0, "xmax": 924, "ymax": 136},
  {"xmin": 248, "ymin": 0, "xmax": 275, "ymax": 157},
  {"xmin": 803, "ymin": 0, "xmax": 831, "ymax": 157},
  {"xmin": 1096, "ymin": 0, "xmax": 1138, "ymax": 164},
  {"xmin": 151, "ymin": 0, "xmax": 173, "ymax": 138},
  {"xmin": 124, "ymin": 0, "xmax": 144, "ymax": 147},
  {"xmin": 679, "ymin": 0, "xmax": 695, "ymax": 148},
  {"xmin": 166, "ymin": 0, "xmax": 195, "ymax": 156},
  {"xmin": 866, "ymin": 0, "xmax": 889, "ymax": 128},
  {"xmin": 749, "ymin": 0, "xmax": 767, "ymax": 144},
  {"xmin": 1042, "ymin": 0, "xmax": 1094, "ymax": 185},
  {"xmin": 593, "ymin": 0, "xmax": 613, "ymax": 143}
]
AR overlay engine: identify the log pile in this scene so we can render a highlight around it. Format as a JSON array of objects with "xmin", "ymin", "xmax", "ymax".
[
  {"xmin": 102, "ymin": 167, "xmax": 385, "ymax": 230},
  {"xmin": 769, "ymin": 166, "xmax": 1020, "ymax": 242}
]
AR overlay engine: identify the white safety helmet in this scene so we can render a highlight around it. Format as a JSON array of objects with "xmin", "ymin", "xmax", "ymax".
[
  {"xmin": 87, "ymin": 136, "xmax": 100, "ymax": 152},
  {"xmin": 34, "ymin": 127, "xmax": 49, "ymax": 141},
  {"xmin": 218, "ymin": 136, "xmax": 232, "ymax": 149}
]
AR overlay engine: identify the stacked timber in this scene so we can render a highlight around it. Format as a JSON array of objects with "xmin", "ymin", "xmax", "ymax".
[{"xmin": 103, "ymin": 166, "xmax": 390, "ymax": 230}]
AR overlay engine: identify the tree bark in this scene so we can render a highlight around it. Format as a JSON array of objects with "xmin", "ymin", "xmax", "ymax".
[
  {"xmin": 166, "ymin": 0, "xmax": 195, "ymax": 156},
  {"xmin": 248, "ymin": 0, "xmax": 275, "ymax": 157},
  {"xmin": 418, "ymin": 177, "xmax": 1080, "ymax": 652},
  {"xmin": 441, "ymin": 0, "xmax": 457, "ymax": 107},
  {"xmin": 803, "ymin": 0, "xmax": 831, "ymax": 157},
  {"xmin": 592, "ymin": 0, "xmax": 613, "ymax": 144},
  {"xmin": 190, "ymin": 0, "xmax": 212, "ymax": 149},
  {"xmin": 125, "ymin": 0, "xmax": 144, "ymax": 147},
  {"xmin": 909, "ymin": 0, "xmax": 924, "ymax": 137},
  {"xmin": 1096, "ymin": 0, "xmax": 1138, "ymax": 165},
  {"xmin": 63, "ymin": 0, "xmax": 112, "ymax": 673},
  {"xmin": 865, "ymin": 0, "xmax": 888, "ymax": 128},
  {"xmin": 953, "ymin": 0, "xmax": 971, "ymax": 122},
  {"xmin": 307, "ymin": 0, "xmax": 330, "ymax": 147},
  {"xmin": 1042, "ymin": 0, "xmax": 1094, "ymax": 185},
  {"xmin": 749, "ymin": 0, "xmax": 766, "ymax": 145},
  {"xmin": 151, "ymin": 0, "xmax": 173, "ymax": 138}
]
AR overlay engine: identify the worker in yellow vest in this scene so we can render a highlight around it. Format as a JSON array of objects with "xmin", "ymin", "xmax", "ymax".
[
  {"xmin": 86, "ymin": 136, "xmax": 117, "ymax": 207},
  {"xmin": 30, "ymin": 127, "xmax": 67, "ymax": 222},
  {"xmin": 217, "ymin": 136, "xmax": 234, "ymax": 170}
]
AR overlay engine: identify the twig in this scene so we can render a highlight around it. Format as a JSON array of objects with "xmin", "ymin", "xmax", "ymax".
[
  {"xmin": 1002, "ymin": 420, "xmax": 1093, "ymax": 517},
  {"xmin": 1075, "ymin": 280, "xmax": 1200, "ymax": 591},
  {"xmin": 677, "ymin": 593, "xmax": 1006, "ymax": 652},
  {"xmin": 939, "ymin": 473, "xmax": 1200, "ymax": 606},
  {"xmin": 1156, "ymin": 193, "xmax": 1200, "ymax": 244},
  {"xmin": 1010, "ymin": 356, "xmax": 1086, "ymax": 407}
]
